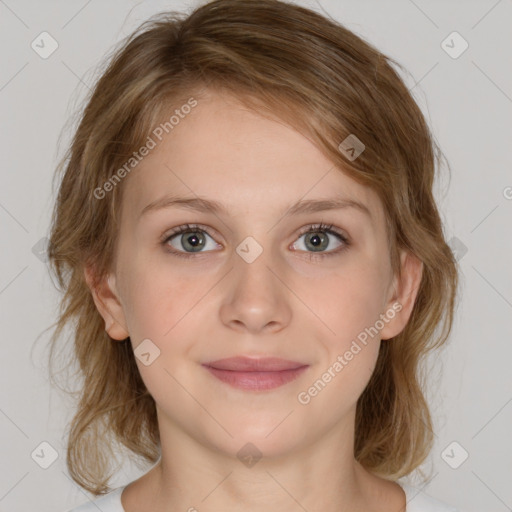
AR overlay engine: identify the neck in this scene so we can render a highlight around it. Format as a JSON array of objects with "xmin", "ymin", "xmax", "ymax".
[{"xmin": 138, "ymin": 408, "xmax": 386, "ymax": 512}]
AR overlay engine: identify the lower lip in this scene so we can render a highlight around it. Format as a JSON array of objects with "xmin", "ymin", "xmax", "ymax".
[{"xmin": 203, "ymin": 365, "xmax": 309, "ymax": 391}]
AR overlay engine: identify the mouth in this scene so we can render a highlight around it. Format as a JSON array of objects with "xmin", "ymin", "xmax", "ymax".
[{"xmin": 201, "ymin": 356, "xmax": 309, "ymax": 391}]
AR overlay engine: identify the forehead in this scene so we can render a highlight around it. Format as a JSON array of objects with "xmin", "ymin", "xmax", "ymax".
[{"xmin": 121, "ymin": 90, "xmax": 384, "ymax": 223}]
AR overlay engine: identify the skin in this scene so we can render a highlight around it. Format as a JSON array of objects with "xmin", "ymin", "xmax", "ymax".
[{"xmin": 85, "ymin": 89, "xmax": 423, "ymax": 512}]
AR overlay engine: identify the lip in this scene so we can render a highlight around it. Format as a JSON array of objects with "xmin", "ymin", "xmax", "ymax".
[
  {"xmin": 202, "ymin": 357, "xmax": 309, "ymax": 391},
  {"xmin": 204, "ymin": 356, "xmax": 307, "ymax": 372}
]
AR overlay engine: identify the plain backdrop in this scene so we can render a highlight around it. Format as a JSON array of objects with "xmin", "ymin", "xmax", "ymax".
[{"xmin": 0, "ymin": 1, "xmax": 511, "ymax": 511}]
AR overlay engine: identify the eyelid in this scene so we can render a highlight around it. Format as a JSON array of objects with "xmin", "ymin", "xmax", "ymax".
[
  {"xmin": 295, "ymin": 222, "xmax": 348, "ymax": 240},
  {"xmin": 161, "ymin": 223, "xmax": 220, "ymax": 243}
]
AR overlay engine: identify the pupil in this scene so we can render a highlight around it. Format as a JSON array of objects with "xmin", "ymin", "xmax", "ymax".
[
  {"xmin": 183, "ymin": 232, "xmax": 205, "ymax": 252},
  {"xmin": 306, "ymin": 233, "xmax": 327, "ymax": 249}
]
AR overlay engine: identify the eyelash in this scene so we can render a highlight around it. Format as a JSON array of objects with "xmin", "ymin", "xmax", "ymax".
[{"xmin": 161, "ymin": 222, "xmax": 350, "ymax": 260}]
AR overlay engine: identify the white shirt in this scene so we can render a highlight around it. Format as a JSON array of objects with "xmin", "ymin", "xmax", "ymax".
[{"xmin": 66, "ymin": 482, "xmax": 459, "ymax": 511}]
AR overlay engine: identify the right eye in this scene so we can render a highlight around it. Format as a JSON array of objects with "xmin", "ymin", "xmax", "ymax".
[{"xmin": 162, "ymin": 224, "xmax": 221, "ymax": 258}]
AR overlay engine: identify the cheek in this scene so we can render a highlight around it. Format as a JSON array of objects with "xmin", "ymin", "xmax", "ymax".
[
  {"xmin": 311, "ymin": 261, "xmax": 389, "ymax": 339},
  {"xmin": 296, "ymin": 267, "xmax": 385, "ymax": 412},
  {"xmin": 118, "ymin": 260, "xmax": 201, "ymax": 343},
  {"xmin": 303, "ymin": 257, "xmax": 388, "ymax": 397}
]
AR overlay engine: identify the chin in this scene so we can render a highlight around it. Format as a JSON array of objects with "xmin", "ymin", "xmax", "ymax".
[{"xmin": 210, "ymin": 419, "xmax": 310, "ymax": 462}]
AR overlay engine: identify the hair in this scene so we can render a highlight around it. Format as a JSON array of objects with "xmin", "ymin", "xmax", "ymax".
[{"xmin": 45, "ymin": 0, "xmax": 459, "ymax": 496}]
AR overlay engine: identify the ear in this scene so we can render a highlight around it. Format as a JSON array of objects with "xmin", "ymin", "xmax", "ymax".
[
  {"xmin": 83, "ymin": 265, "xmax": 130, "ymax": 341},
  {"xmin": 380, "ymin": 249, "xmax": 423, "ymax": 341}
]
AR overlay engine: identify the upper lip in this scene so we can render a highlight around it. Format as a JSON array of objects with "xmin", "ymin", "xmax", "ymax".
[{"xmin": 202, "ymin": 356, "xmax": 308, "ymax": 372}]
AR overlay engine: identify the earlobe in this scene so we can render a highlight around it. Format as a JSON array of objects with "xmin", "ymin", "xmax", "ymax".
[
  {"xmin": 83, "ymin": 265, "xmax": 130, "ymax": 341},
  {"xmin": 380, "ymin": 250, "xmax": 423, "ymax": 341}
]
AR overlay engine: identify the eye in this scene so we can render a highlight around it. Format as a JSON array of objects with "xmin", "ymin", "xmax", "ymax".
[
  {"xmin": 291, "ymin": 222, "xmax": 350, "ymax": 259},
  {"xmin": 162, "ymin": 224, "xmax": 220, "ymax": 258}
]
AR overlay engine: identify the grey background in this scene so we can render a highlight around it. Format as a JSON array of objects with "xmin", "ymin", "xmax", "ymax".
[{"xmin": 0, "ymin": 0, "xmax": 511, "ymax": 511}]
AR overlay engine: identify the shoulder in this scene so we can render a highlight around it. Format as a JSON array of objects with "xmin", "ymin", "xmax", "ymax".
[
  {"xmin": 400, "ymin": 482, "xmax": 459, "ymax": 512},
  {"xmin": 65, "ymin": 486, "xmax": 126, "ymax": 512}
]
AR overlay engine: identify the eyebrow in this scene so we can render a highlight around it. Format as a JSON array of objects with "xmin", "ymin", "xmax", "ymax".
[{"xmin": 139, "ymin": 195, "xmax": 372, "ymax": 220}]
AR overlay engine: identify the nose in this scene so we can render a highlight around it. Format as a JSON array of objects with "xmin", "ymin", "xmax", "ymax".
[{"xmin": 219, "ymin": 245, "xmax": 292, "ymax": 335}]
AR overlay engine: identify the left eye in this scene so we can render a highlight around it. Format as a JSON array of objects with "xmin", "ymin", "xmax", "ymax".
[
  {"xmin": 299, "ymin": 228, "xmax": 347, "ymax": 253},
  {"xmin": 291, "ymin": 223, "xmax": 349, "ymax": 256}
]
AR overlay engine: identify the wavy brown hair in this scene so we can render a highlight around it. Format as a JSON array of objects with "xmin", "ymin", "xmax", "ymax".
[{"xmin": 45, "ymin": 0, "xmax": 459, "ymax": 496}]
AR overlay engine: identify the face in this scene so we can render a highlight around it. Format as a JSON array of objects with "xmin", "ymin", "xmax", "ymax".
[{"xmin": 88, "ymin": 89, "xmax": 420, "ymax": 460}]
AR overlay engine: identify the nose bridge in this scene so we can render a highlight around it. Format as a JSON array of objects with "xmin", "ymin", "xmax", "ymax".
[
  {"xmin": 233, "ymin": 233, "xmax": 278, "ymax": 295},
  {"xmin": 219, "ymin": 233, "xmax": 291, "ymax": 333}
]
